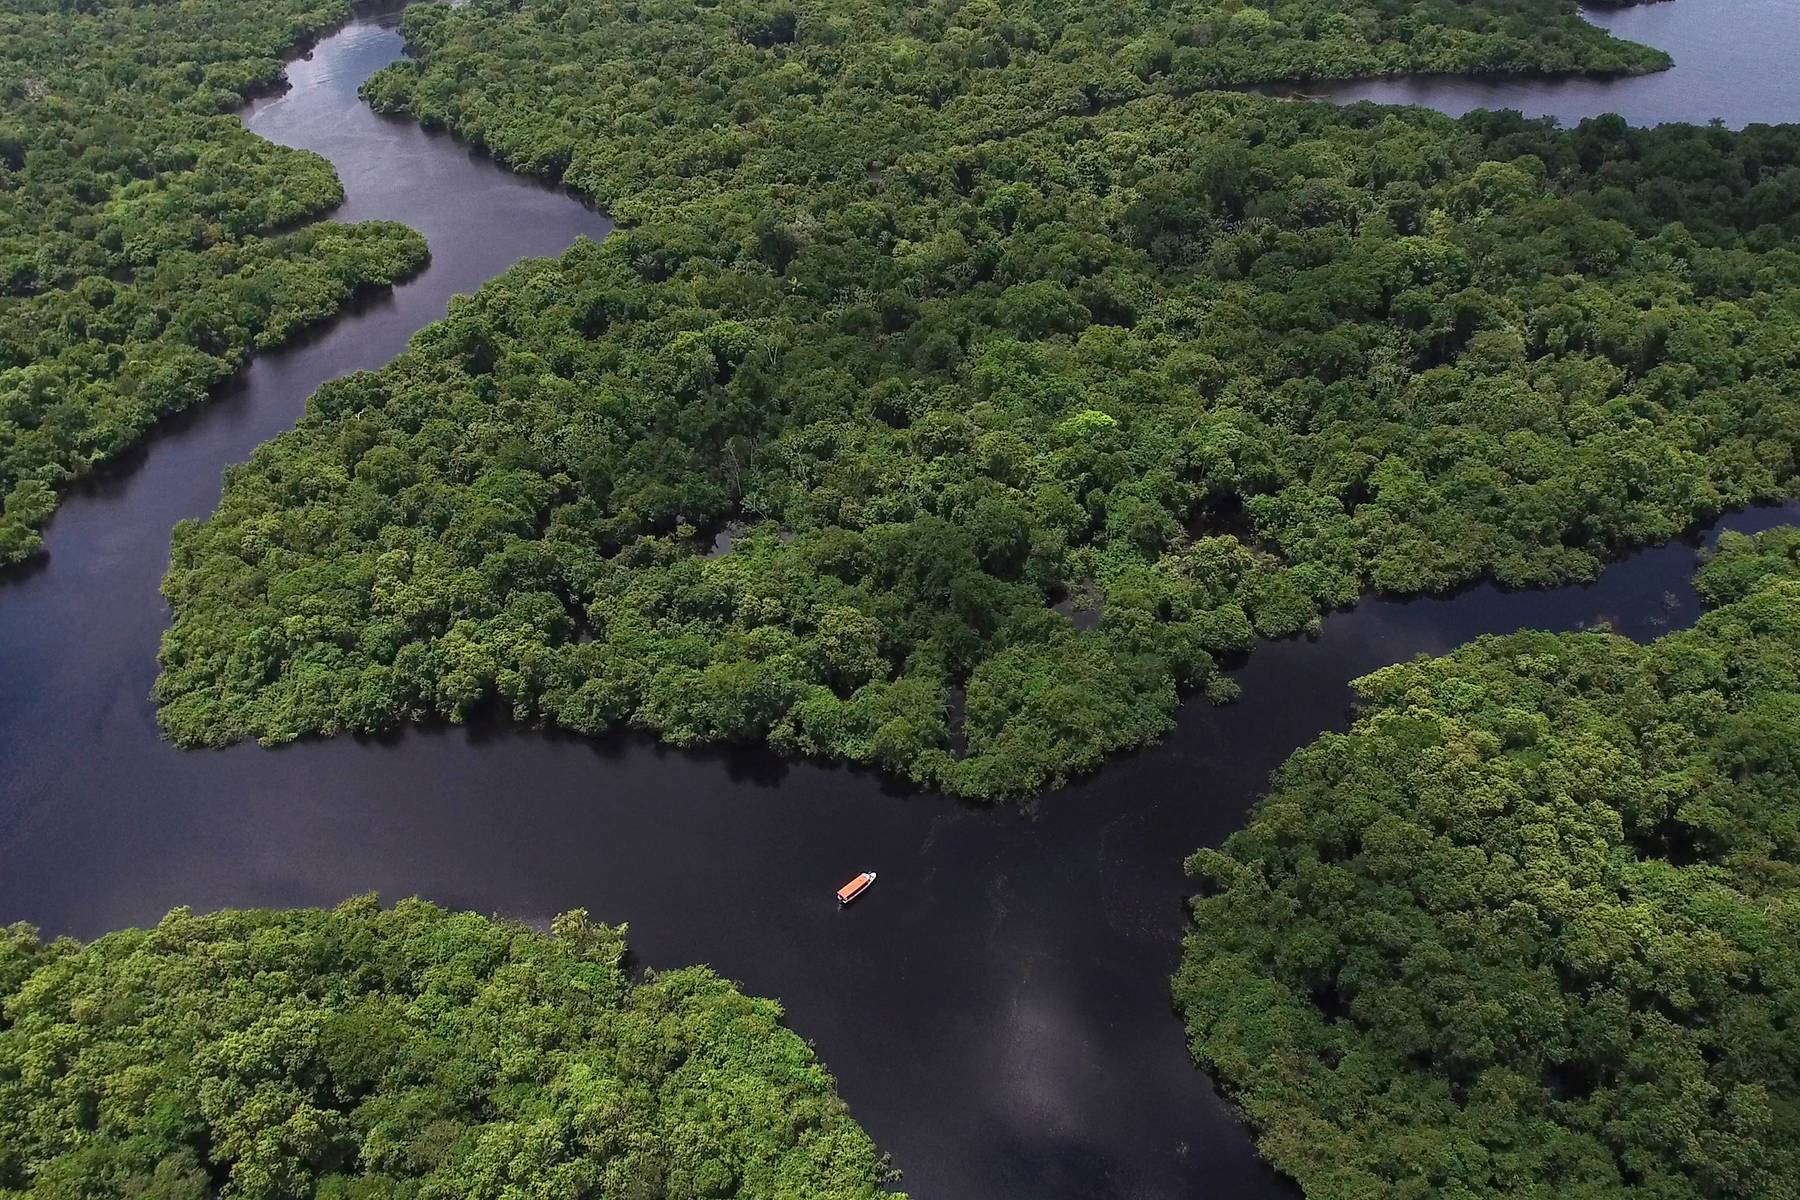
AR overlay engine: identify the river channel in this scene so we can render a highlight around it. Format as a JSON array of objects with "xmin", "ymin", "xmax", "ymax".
[
  {"xmin": 1285, "ymin": 0, "xmax": 1800, "ymax": 128},
  {"xmin": 1, "ymin": 3, "xmax": 1797, "ymax": 1197}
]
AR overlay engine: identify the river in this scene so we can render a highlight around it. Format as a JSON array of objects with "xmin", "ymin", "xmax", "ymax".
[
  {"xmin": 0, "ymin": 4, "xmax": 1796, "ymax": 1198},
  {"xmin": 1283, "ymin": 0, "xmax": 1800, "ymax": 128}
]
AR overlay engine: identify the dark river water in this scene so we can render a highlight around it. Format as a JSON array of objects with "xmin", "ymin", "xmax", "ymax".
[{"xmin": 2, "ymin": 4, "xmax": 1798, "ymax": 1198}]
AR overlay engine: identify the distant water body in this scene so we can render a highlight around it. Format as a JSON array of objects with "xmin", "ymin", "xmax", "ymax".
[
  {"xmin": 1290, "ymin": 0, "xmax": 1800, "ymax": 128},
  {"xmin": 1, "ymin": 4, "xmax": 1797, "ymax": 1200}
]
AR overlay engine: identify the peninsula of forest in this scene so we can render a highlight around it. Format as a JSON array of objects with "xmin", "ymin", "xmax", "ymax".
[
  {"xmin": 0, "ymin": 899, "xmax": 898, "ymax": 1198},
  {"xmin": 0, "ymin": 0, "xmax": 426, "ymax": 563},
  {"xmin": 1177, "ymin": 526, "xmax": 1800, "ymax": 1200},
  {"xmin": 2, "ymin": 4, "xmax": 1798, "ymax": 1197},
  {"xmin": 135, "ymin": 0, "xmax": 1800, "ymax": 799}
]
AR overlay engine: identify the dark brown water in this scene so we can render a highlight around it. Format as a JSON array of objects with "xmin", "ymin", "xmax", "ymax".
[{"xmin": 2, "ymin": 5, "xmax": 1797, "ymax": 1198}]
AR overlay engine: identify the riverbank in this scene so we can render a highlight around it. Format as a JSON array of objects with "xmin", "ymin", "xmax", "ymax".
[
  {"xmin": 1292, "ymin": 0, "xmax": 1800, "ymax": 127},
  {"xmin": 3, "ymin": 3, "xmax": 1799, "ymax": 1198}
]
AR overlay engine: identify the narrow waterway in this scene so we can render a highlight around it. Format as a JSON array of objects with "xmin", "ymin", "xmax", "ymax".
[{"xmin": 1, "ymin": 4, "xmax": 1797, "ymax": 1199}]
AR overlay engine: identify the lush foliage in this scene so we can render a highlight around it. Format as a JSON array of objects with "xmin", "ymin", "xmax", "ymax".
[
  {"xmin": 0, "ymin": 898, "xmax": 896, "ymax": 1199},
  {"xmin": 0, "ymin": 0, "xmax": 427, "ymax": 564},
  {"xmin": 1174, "ymin": 528, "xmax": 1800, "ymax": 1199},
  {"xmin": 157, "ymin": 0, "xmax": 1800, "ymax": 798},
  {"xmin": 361, "ymin": 0, "xmax": 1667, "ymax": 216}
]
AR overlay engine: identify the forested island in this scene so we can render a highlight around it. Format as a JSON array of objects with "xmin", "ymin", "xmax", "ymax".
[
  {"xmin": 1176, "ymin": 526, "xmax": 1800, "ymax": 1199},
  {"xmin": 0, "ymin": 0, "xmax": 426, "ymax": 564},
  {"xmin": 0, "ymin": 898, "xmax": 897, "ymax": 1199},
  {"xmin": 153, "ymin": 0, "xmax": 1800, "ymax": 798}
]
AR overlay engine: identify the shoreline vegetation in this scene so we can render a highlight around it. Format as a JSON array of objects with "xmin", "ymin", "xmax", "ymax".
[
  {"xmin": 0, "ymin": 898, "xmax": 900, "ymax": 1198},
  {"xmin": 152, "ymin": 0, "xmax": 1799, "ymax": 800},
  {"xmin": 3, "ymin": 4, "xmax": 1794, "ymax": 1198},
  {"xmin": 1175, "ymin": 525, "xmax": 1800, "ymax": 1199},
  {"xmin": 0, "ymin": 0, "xmax": 427, "ymax": 566}
]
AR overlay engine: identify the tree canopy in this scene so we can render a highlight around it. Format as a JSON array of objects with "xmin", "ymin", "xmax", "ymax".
[
  {"xmin": 0, "ymin": 0, "xmax": 427, "ymax": 564},
  {"xmin": 1174, "ymin": 526, "xmax": 1800, "ymax": 1199},
  {"xmin": 0, "ymin": 898, "xmax": 896, "ymax": 1200},
  {"xmin": 155, "ymin": 0, "xmax": 1800, "ymax": 798},
  {"xmin": 359, "ymin": 0, "xmax": 1668, "ymax": 227}
]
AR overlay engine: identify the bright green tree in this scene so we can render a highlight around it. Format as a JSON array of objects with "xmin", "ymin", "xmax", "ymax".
[
  {"xmin": 1175, "ymin": 527, "xmax": 1800, "ymax": 1199},
  {"xmin": 0, "ymin": 898, "xmax": 898, "ymax": 1199}
]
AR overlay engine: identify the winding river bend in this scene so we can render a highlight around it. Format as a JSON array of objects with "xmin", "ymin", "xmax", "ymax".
[
  {"xmin": 1283, "ymin": 0, "xmax": 1800, "ymax": 128},
  {"xmin": 2, "ymin": 4, "xmax": 1799, "ymax": 1198}
]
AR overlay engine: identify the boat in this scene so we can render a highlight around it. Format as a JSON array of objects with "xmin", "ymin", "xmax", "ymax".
[{"xmin": 836, "ymin": 871, "xmax": 877, "ymax": 905}]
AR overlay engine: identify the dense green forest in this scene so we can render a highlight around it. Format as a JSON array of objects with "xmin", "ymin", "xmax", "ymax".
[
  {"xmin": 157, "ymin": 0, "xmax": 1800, "ymax": 798},
  {"xmin": 0, "ymin": 898, "xmax": 896, "ymax": 1199},
  {"xmin": 0, "ymin": 0, "xmax": 426, "ymax": 565},
  {"xmin": 1175, "ymin": 526, "xmax": 1800, "ymax": 1199},
  {"xmin": 361, "ymin": 0, "xmax": 1667, "ymax": 218}
]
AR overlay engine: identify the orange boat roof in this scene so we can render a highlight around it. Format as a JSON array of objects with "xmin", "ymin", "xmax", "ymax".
[{"xmin": 836, "ymin": 872, "xmax": 874, "ymax": 902}]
